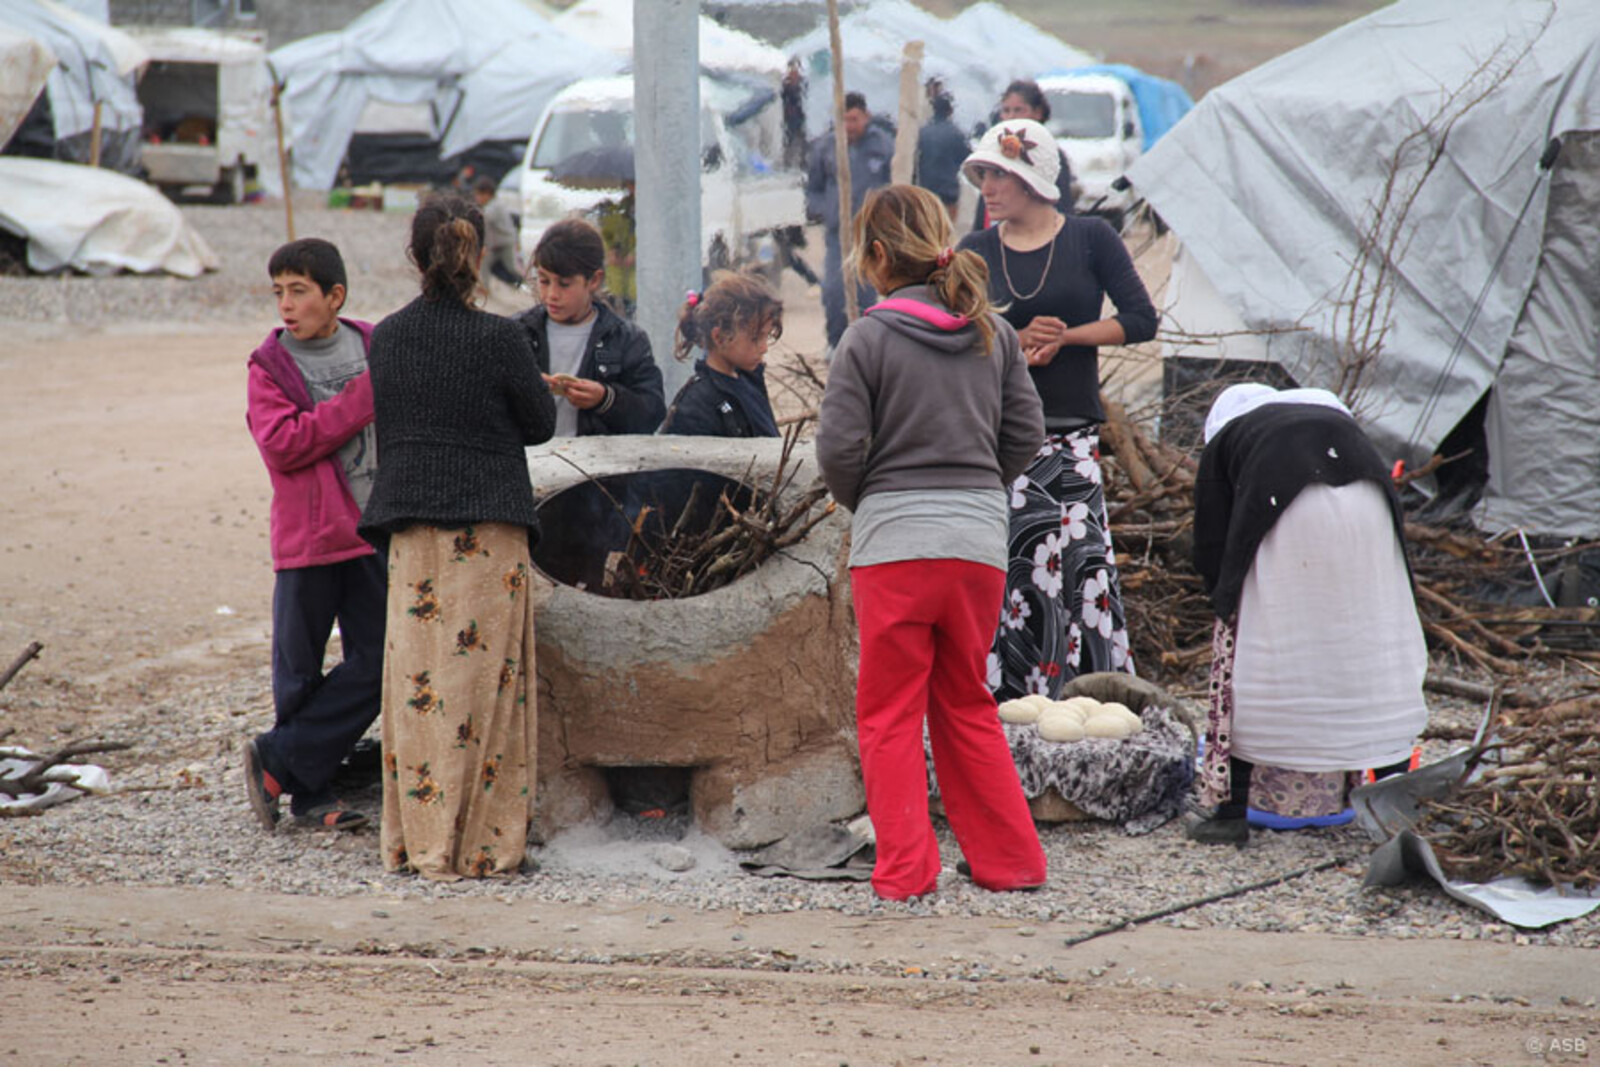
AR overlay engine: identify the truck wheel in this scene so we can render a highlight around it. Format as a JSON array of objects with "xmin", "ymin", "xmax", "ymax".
[{"xmin": 212, "ymin": 166, "xmax": 245, "ymax": 205}]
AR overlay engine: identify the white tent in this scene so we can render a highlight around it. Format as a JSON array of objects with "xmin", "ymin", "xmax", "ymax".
[
  {"xmin": 947, "ymin": 3, "xmax": 1094, "ymax": 78},
  {"xmin": 0, "ymin": 0, "xmax": 146, "ymax": 170},
  {"xmin": 269, "ymin": 0, "xmax": 621, "ymax": 190},
  {"xmin": 783, "ymin": 0, "xmax": 1088, "ymax": 135},
  {"xmin": 556, "ymin": 0, "xmax": 788, "ymax": 79},
  {"xmin": 0, "ymin": 157, "xmax": 218, "ymax": 276},
  {"xmin": 0, "ymin": 24, "xmax": 55, "ymax": 147},
  {"xmin": 1129, "ymin": 0, "xmax": 1600, "ymax": 537}
]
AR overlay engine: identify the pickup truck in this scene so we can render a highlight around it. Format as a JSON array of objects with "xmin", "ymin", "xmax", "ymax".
[
  {"xmin": 514, "ymin": 74, "xmax": 805, "ymax": 275},
  {"xmin": 1036, "ymin": 66, "xmax": 1193, "ymax": 229}
]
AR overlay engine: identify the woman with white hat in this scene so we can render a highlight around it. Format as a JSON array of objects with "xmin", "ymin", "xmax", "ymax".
[
  {"xmin": 1188, "ymin": 384, "xmax": 1428, "ymax": 844},
  {"xmin": 956, "ymin": 118, "xmax": 1157, "ymax": 702}
]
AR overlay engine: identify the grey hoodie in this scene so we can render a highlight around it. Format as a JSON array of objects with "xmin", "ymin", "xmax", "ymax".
[{"xmin": 817, "ymin": 284, "xmax": 1045, "ymax": 512}]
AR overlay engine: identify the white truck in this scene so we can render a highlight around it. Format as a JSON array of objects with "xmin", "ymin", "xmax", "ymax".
[
  {"xmin": 128, "ymin": 28, "xmax": 282, "ymax": 204},
  {"xmin": 514, "ymin": 74, "xmax": 805, "ymax": 275},
  {"xmin": 1034, "ymin": 66, "xmax": 1194, "ymax": 229}
]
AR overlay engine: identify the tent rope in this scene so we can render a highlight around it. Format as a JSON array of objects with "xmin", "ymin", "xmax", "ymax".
[{"xmin": 1404, "ymin": 136, "xmax": 1561, "ymax": 456}]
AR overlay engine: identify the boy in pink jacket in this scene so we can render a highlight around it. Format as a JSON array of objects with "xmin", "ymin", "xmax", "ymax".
[{"xmin": 243, "ymin": 238, "xmax": 383, "ymax": 832}]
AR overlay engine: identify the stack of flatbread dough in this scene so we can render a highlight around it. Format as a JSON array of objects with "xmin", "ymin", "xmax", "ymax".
[{"xmin": 997, "ymin": 695, "xmax": 1144, "ymax": 742}]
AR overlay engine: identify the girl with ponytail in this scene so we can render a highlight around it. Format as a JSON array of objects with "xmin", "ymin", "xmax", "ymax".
[
  {"xmin": 359, "ymin": 191, "xmax": 557, "ymax": 880},
  {"xmin": 660, "ymin": 271, "xmax": 784, "ymax": 438},
  {"xmin": 816, "ymin": 183, "xmax": 1047, "ymax": 901}
]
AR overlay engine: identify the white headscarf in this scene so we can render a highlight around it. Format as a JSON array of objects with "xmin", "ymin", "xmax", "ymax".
[{"xmin": 1202, "ymin": 384, "xmax": 1352, "ymax": 444}]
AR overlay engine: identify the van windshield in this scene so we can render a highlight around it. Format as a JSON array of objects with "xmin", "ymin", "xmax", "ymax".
[
  {"xmin": 1044, "ymin": 90, "xmax": 1117, "ymax": 140},
  {"xmin": 531, "ymin": 107, "xmax": 636, "ymax": 169}
]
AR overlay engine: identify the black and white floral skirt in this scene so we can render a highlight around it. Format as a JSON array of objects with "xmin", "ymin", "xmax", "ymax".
[{"xmin": 988, "ymin": 428, "xmax": 1135, "ymax": 700}]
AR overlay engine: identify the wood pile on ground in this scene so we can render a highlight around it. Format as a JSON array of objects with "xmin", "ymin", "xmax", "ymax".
[{"xmin": 1417, "ymin": 703, "xmax": 1600, "ymax": 888}]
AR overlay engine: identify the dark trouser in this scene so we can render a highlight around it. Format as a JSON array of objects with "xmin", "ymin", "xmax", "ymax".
[
  {"xmin": 822, "ymin": 227, "xmax": 877, "ymax": 348},
  {"xmin": 1218, "ymin": 756, "xmax": 1412, "ymax": 819},
  {"xmin": 262, "ymin": 553, "xmax": 386, "ymax": 811}
]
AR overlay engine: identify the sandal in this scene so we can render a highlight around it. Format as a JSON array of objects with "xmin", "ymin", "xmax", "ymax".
[
  {"xmin": 293, "ymin": 803, "xmax": 368, "ymax": 832},
  {"xmin": 243, "ymin": 737, "xmax": 282, "ymax": 832}
]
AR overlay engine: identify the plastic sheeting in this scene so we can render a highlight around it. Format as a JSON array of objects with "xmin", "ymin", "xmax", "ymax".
[
  {"xmin": 0, "ymin": 157, "xmax": 219, "ymax": 277},
  {"xmin": 0, "ymin": 24, "xmax": 55, "ymax": 147},
  {"xmin": 1128, "ymin": 0, "xmax": 1600, "ymax": 536},
  {"xmin": 556, "ymin": 0, "xmax": 788, "ymax": 78},
  {"xmin": 0, "ymin": 0, "xmax": 146, "ymax": 169},
  {"xmin": 268, "ymin": 0, "xmax": 622, "ymax": 190},
  {"xmin": 783, "ymin": 0, "xmax": 1090, "ymax": 136}
]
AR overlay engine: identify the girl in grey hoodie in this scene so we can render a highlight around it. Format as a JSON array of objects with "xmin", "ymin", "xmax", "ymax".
[{"xmin": 818, "ymin": 184, "xmax": 1047, "ymax": 901}]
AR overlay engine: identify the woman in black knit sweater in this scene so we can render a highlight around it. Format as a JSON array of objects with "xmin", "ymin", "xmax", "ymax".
[
  {"xmin": 957, "ymin": 119, "xmax": 1158, "ymax": 701},
  {"xmin": 360, "ymin": 193, "xmax": 556, "ymax": 880}
]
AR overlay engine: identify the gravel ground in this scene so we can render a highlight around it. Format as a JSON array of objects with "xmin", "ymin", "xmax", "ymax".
[
  {"xmin": 4, "ymin": 660, "xmax": 1596, "ymax": 960},
  {"xmin": 3, "ymin": 197, "xmax": 1595, "ymax": 967}
]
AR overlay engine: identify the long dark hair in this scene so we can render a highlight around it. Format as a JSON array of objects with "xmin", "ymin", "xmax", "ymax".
[
  {"xmin": 409, "ymin": 192, "xmax": 485, "ymax": 305},
  {"xmin": 1003, "ymin": 78, "xmax": 1051, "ymax": 123}
]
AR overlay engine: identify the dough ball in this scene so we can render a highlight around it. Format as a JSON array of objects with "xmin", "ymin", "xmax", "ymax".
[
  {"xmin": 1020, "ymin": 694, "xmax": 1055, "ymax": 714},
  {"xmin": 1083, "ymin": 713, "xmax": 1135, "ymax": 739},
  {"xmin": 997, "ymin": 698, "xmax": 1042, "ymax": 725},
  {"xmin": 1051, "ymin": 697, "xmax": 1101, "ymax": 723},
  {"xmin": 1099, "ymin": 702, "xmax": 1144, "ymax": 733},
  {"xmin": 1037, "ymin": 706, "xmax": 1088, "ymax": 743}
]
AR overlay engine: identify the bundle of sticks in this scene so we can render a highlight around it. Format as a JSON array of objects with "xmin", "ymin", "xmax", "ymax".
[
  {"xmin": 599, "ymin": 423, "xmax": 834, "ymax": 601},
  {"xmin": 1417, "ymin": 706, "xmax": 1600, "ymax": 888}
]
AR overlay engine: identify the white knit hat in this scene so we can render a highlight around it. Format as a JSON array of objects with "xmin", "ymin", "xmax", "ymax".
[{"xmin": 960, "ymin": 118, "xmax": 1060, "ymax": 202}]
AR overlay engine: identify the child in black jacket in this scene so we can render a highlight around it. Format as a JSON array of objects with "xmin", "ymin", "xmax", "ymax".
[
  {"xmin": 660, "ymin": 271, "xmax": 783, "ymax": 438},
  {"xmin": 513, "ymin": 218, "xmax": 665, "ymax": 436}
]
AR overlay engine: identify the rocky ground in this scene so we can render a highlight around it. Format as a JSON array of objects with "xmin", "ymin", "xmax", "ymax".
[{"xmin": 1, "ymin": 198, "xmax": 1596, "ymax": 1065}]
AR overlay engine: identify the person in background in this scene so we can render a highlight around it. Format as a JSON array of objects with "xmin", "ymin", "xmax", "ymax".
[
  {"xmin": 512, "ymin": 218, "xmax": 665, "ymax": 436},
  {"xmin": 359, "ymin": 192, "xmax": 556, "ymax": 880},
  {"xmin": 817, "ymin": 184, "xmax": 1046, "ymax": 901},
  {"xmin": 660, "ymin": 272, "xmax": 783, "ymax": 438},
  {"xmin": 472, "ymin": 175, "xmax": 520, "ymax": 288},
  {"xmin": 971, "ymin": 79, "xmax": 1075, "ymax": 231},
  {"xmin": 243, "ymin": 237, "xmax": 383, "ymax": 834},
  {"xmin": 806, "ymin": 90, "xmax": 895, "ymax": 349},
  {"xmin": 915, "ymin": 88, "xmax": 970, "ymax": 222},
  {"xmin": 593, "ymin": 180, "xmax": 637, "ymax": 313},
  {"xmin": 1188, "ymin": 384, "xmax": 1428, "ymax": 845},
  {"xmin": 957, "ymin": 119, "xmax": 1156, "ymax": 700},
  {"xmin": 781, "ymin": 58, "xmax": 808, "ymax": 170}
]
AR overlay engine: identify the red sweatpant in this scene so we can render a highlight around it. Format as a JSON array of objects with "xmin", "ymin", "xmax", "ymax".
[{"xmin": 851, "ymin": 558, "xmax": 1047, "ymax": 899}]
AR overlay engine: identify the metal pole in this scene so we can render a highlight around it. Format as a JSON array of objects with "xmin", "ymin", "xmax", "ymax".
[
  {"xmin": 826, "ymin": 0, "xmax": 857, "ymax": 325},
  {"xmin": 634, "ymin": 0, "xmax": 700, "ymax": 402}
]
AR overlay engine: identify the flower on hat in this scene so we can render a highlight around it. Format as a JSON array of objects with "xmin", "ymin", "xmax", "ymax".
[{"xmin": 998, "ymin": 126, "xmax": 1037, "ymax": 165}]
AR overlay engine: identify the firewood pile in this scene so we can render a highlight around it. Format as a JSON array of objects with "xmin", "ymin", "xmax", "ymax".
[
  {"xmin": 1416, "ymin": 703, "xmax": 1600, "ymax": 888},
  {"xmin": 1095, "ymin": 404, "xmax": 1600, "ymax": 687},
  {"xmin": 597, "ymin": 423, "xmax": 834, "ymax": 601}
]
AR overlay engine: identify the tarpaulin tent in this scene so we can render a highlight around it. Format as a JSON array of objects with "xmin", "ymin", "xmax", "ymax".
[
  {"xmin": 0, "ymin": 0, "xmax": 146, "ymax": 171},
  {"xmin": 948, "ymin": 3, "xmax": 1096, "ymax": 84},
  {"xmin": 0, "ymin": 25, "xmax": 55, "ymax": 147},
  {"xmin": 269, "ymin": 0, "xmax": 621, "ymax": 190},
  {"xmin": 0, "ymin": 156, "xmax": 218, "ymax": 276},
  {"xmin": 783, "ymin": 0, "xmax": 1090, "ymax": 136},
  {"xmin": 1129, "ymin": 0, "xmax": 1600, "ymax": 538},
  {"xmin": 556, "ymin": 0, "xmax": 788, "ymax": 79}
]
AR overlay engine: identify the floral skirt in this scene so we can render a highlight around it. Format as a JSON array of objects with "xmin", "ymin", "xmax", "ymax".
[
  {"xmin": 380, "ymin": 523, "xmax": 537, "ymax": 880},
  {"xmin": 1199, "ymin": 617, "xmax": 1352, "ymax": 817},
  {"xmin": 989, "ymin": 429, "xmax": 1134, "ymax": 700}
]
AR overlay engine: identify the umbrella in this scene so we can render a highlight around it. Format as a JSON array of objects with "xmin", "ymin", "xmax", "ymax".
[{"xmin": 549, "ymin": 145, "xmax": 635, "ymax": 189}]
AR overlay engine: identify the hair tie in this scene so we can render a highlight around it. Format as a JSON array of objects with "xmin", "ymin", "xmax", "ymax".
[
  {"xmin": 936, "ymin": 247, "xmax": 954, "ymax": 268},
  {"xmin": 685, "ymin": 289, "xmax": 700, "ymax": 308}
]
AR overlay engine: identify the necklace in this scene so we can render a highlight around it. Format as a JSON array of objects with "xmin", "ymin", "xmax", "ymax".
[{"xmin": 998, "ymin": 219, "xmax": 1058, "ymax": 302}]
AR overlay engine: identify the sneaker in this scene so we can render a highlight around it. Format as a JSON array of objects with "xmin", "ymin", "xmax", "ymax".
[{"xmin": 242, "ymin": 736, "xmax": 282, "ymax": 832}]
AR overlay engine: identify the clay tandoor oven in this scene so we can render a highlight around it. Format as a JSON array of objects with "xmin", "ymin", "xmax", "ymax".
[{"xmin": 526, "ymin": 437, "xmax": 863, "ymax": 849}]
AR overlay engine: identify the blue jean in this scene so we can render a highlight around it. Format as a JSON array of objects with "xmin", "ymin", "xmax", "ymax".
[{"xmin": 262, "ymin": 553, "xmax": 386, "ymax": 810}]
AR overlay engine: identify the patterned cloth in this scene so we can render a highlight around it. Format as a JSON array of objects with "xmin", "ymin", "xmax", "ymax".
[
  {"xmin": 381, "ymin": 522, "xmax": 537, "ymax": 880},
  {"xmin": 1199, "ymin": 617, "xmax": 1352, "ymax": 817},
  {"xmin": 989, "ymin": 429, "xmax": 1134, "ymax": 700}
]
